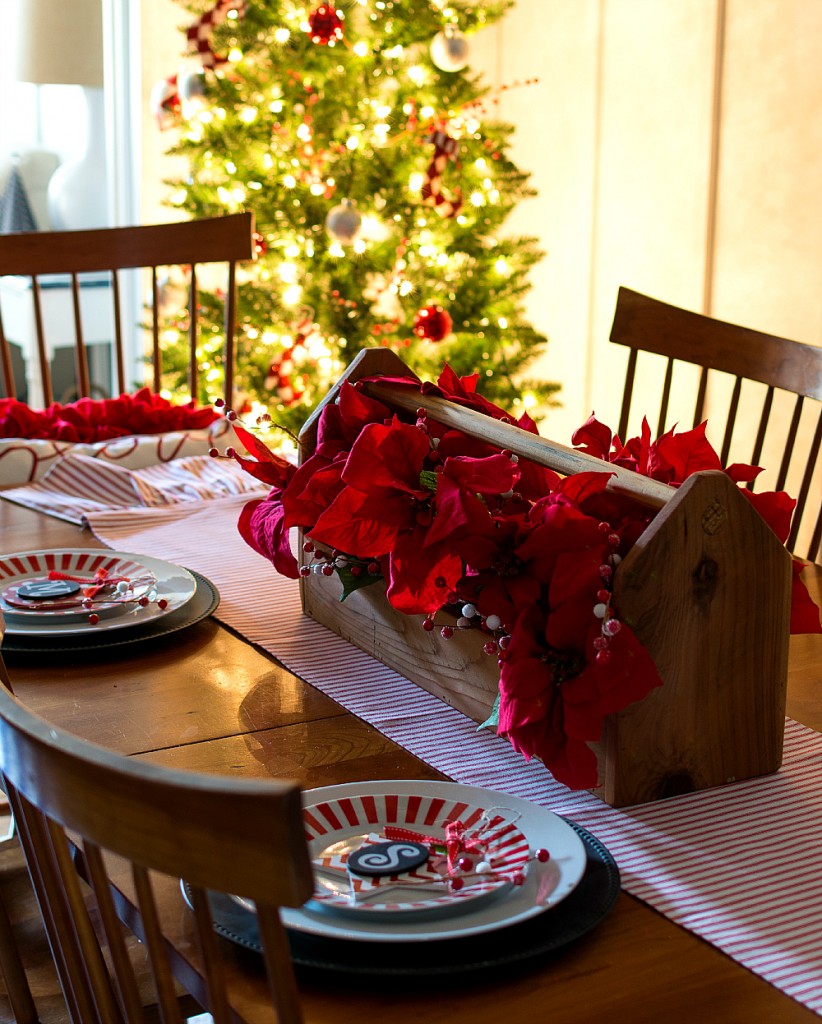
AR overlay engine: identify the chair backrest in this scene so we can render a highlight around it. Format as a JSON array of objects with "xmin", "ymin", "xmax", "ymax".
[
  {"xmin": 610, "ymin": 286, "xmax": 822, "ymax": 561},
  {"xmin": 0, "ymin": 212, "xmax": 254, "ymax": 408},
  {"xmin": 0, "ymin": 680, "xmax": 313, "ymax": 1024}
]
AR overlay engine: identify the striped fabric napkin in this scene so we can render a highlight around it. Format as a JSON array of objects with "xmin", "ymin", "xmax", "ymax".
[{"xmin": 0, "ymin": 452, "xmax": 268, "ymax": 524}]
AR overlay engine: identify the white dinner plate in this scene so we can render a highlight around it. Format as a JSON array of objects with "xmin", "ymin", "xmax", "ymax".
[
  {"xmin": 0, "ymin": 549, "xmax": 198, "ymax": 637},
  {"xmin": 263, "ymin": 781, "xmax": 587, "ymax": 943},
  {"xmin": 285, "ymin": 793, "xmax": 531, "ymax": 922}
]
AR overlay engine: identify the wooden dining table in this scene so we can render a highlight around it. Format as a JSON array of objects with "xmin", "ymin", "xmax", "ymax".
[{"xmin": 2, "ymin": 496, "xmax": 821, "ymax": 1024}]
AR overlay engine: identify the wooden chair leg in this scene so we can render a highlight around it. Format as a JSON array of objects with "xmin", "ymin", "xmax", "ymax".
[{"xmin": 0, "ymin": 886, "xmax": 38, "ymax": 1024}]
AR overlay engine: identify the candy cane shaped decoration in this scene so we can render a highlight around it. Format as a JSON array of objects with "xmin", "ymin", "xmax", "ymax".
[{"xmin": 420, "ymin": 130, "xmax": 463, "ymax": 218}]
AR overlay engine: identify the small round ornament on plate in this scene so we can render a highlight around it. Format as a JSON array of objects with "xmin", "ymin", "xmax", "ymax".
[
  {"xmin": 17, "ymin": 579, "xmax": 81, "ymax": 601},
  {"xmin": 348, "ymin": 841, "xmax": 429, "ymax": 878}
]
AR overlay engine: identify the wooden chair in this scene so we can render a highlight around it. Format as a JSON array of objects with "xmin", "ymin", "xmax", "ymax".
[
  {"xmin": 610, "ymin": 286, "xmax": 822, "ymax": 561},
  {"xmin": 0, "ymin": 212, "xmax": 255, "ymax": 408},
  {"xmin": 0, "ymin": 677, "xmax": 314, "ymax": 1024}
]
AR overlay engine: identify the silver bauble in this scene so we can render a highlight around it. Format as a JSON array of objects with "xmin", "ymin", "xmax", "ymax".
[
  {"xmin": 430, "ymin": 28, "xmax": 470, "ymax": 73},
  {"xmin": 325, "ymin": 200, "xmax": 362, "ymax": 244}
]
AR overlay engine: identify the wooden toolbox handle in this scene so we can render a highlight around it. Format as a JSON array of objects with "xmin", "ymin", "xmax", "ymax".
[{"xmin": 365, "ymin": 380, "xmax": 675, "ymax": 511}]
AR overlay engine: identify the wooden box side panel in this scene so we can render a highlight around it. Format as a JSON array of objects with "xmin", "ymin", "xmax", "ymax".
[
  {"xmin": 608, "ymin": 472, "xmax": 791, "ymax": 806},
  {"xmin": 301, "ymin": 574, "xmax": 500, "ymax": 724}
]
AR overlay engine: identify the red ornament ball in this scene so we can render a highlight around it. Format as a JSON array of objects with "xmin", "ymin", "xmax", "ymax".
[
  {"xmin": 413, "ymin": 305, "xmax": 453, "ymax": 342},
  {"xmin": 252, "ymin": 231, "xmax": 267, "ymax": 257},
  {"xmin": 307, "ymin": 5, "xmax": 344, "ymax": 45}
]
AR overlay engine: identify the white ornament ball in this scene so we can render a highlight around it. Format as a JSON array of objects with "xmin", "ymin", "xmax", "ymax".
[
  {"xmin": 178, "ymin": 69, "xmax": 206, "ymax": 103},
  {"xmin": 430, "ymin": 28, "xmax": 470, "ymax": 73},
  {"xmin": 325, "ymin": 199, "xmax": 362, "ymax": 244}
]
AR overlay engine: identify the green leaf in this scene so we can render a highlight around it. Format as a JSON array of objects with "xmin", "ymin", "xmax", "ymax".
[
  {"xmin": 419, "ymin": 469, "xmax": 438, "ymax": 492},
  {"xmin": 337, "ymin": 565, "xmax": 382, "ymax": 602},
  {"xmin": 478, "ymin": 692, "xmax": 501, "ymax": 732}
]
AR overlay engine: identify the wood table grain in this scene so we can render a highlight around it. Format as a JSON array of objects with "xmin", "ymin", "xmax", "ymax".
[{"xmin": 2, "ymin": 499, "xmax": 820, "ymax": 1024}]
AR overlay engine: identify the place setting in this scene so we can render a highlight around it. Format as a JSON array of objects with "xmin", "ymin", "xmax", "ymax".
[
  {"xmin": 185, "ymin": 780, "xmax": 620, "ymax": 979},
  {"xmin": 0, "ymin": 547, "xmax": 220, "ymax": 654}
]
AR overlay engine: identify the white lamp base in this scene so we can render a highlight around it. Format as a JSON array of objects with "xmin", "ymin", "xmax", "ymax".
[{"xmin": 47, "ymin": 87, "xmax": 109, "ymax": 231}]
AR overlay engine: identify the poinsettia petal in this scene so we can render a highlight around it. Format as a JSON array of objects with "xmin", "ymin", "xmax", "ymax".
[
  {"xmin": 790, "ymin": 561, "xmax": 822, "ymax": 633},
  {"xmin": 282, "ymin": 453, "xmax": 346, "ymax": 529},
  {"xmin": 741, "ymin": 488, "xmax": 796, "ymax": 545},
  {"xmin": 385, "ymin": 532, "xmax": 462, "ymax": 614},
  {"xmin": 571, "ymin": 415, "xmax": 614, "ymax": 459},
  {"xmin": 237, "ymin": 493, "xmax": 299, "ymax": 578},
  {"xmin": 343, "ymin": 419, "xmax": 430, "ymax": 495},
  {"xmin": 310, "ymin": 487, "xmax": 410, "ymax": 557},
  {"xmin": 442, "ymin": 453, "xmax": 519, "ymax": 495},
  {"xmin": 725, "ymin": 462, "xmax": 763, "ymax": 484}
]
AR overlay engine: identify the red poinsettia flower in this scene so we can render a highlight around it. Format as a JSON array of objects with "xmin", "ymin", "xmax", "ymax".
[
  {"xmin": 424, "ymin": 452, "xmax": 519, "ymax": 548},
  {"xmin": 308, "ymin": 418, "xmax": 475, "ymax": 613},
  {"xmin": 317, "ymin": 380, "xmax": 393, "ymax": 449},
  {"xmin": 456, "ymin": 514, "xmax": 540, "ymax": 629},
  {"xmin": 309, "ymin": 418, "xmax": 431, "ymax": 555},
  {"xmin": 0, "ymin": 390, "xmax": 218, "ymax": 443},
  {"xmin": 498, "ymin": 598, "xmax": 663, "ymax": 790},
  {"xmin": 497, "ymin": 605, "xmax": 601, "ymax": 789}
]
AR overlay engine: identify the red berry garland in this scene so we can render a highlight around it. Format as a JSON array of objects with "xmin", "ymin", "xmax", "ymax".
[
  {"xmin": 307, "ymin": 5, "xmax": 344, "ymax": 45},
  {"xmin": 413, "ymin": 305, "xmax": 453, "ymax": 342}
]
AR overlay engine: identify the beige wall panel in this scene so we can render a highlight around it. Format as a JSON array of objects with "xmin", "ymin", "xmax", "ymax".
[
  {"xmin": 712, "ymin": 0, "xmax": 822, "ymax": 342},
  {"xmin": 708, "ymin": 0, "xmax": 822, "ymax": 547},
  {"xmin": 588, "ymin": 0, "xmax": 717, "ymax": 437},
  {"xmin": 477, "ymin": 0, "xmax": 602, "ymax": 444}
]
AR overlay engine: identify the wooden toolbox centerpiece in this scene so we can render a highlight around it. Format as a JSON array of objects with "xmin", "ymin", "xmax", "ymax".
[{"xmin": 298, "ymin": 350, "xmax": 792, "ymax": 807}]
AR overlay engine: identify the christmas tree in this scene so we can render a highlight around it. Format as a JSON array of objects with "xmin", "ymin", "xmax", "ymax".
[{"xmin": 158, "ymin": 0, "xmax": 558, "ymax": 437}]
